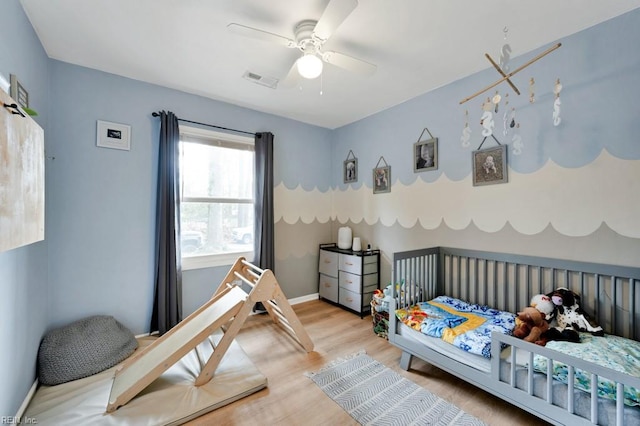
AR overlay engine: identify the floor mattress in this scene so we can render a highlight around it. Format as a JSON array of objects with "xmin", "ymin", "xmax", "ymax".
[{"xmin": 24, "ymin": 332, "xmax": 267, "ymax": 425}]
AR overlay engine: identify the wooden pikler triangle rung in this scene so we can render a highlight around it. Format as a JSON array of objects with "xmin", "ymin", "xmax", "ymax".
[{"xmin": 106, "ymin": 257, "xmax": 313, "ymax": 413}]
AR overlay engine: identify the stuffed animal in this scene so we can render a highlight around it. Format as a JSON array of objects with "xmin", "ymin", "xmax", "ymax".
[
  {"xmin": 513, "ymin": 306, "xmax": 550, "ymax": 345},
  {"xmin": 549, "ymin": 287, "xmax": 604, "ymax": 336},
  {"xmin": 513, "ymin": 294, "xmax": 556, "ymax": 345}
]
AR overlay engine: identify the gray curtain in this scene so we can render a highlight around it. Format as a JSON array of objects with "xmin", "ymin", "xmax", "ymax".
[
  {"xmin": 253, "ymin": 132, "xmax": 274, "ymax": 314},
  {"xmin": 150, "ymin": 111, "xmax": 183, "ymax": 334},
  {"xmin": 253, "ymin": 132, "xmax": 274, "ymax": 270}
]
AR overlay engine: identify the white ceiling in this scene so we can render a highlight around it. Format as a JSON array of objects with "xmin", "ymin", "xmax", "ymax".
[{"xmin": 20, "ymin": 0, "xmax": 640, "ymax": 129}]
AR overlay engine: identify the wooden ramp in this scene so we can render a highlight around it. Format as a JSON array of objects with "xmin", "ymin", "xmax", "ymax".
[{"xmin": 107, "ymin": 258, "xmax": 313, "ymax": 413}]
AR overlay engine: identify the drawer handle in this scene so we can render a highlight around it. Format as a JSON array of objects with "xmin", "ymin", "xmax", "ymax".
[
  {"xmin": 346, "ymin": 297, "xmax": 353, "ymax": 302},
  {"xmin": 324, "ymin": 283, "xmax": 331, "ymax": 288},
  {"xmin": 324, "ymin": 259, "xmax": 331, "ymax": 264},
  {"xmin": 346, "ymin": 280, "xmax": 353, "ymax": 284},
  {"xmin": 345, "ymin": 262, "xmax": 353, "ymax": 266}
]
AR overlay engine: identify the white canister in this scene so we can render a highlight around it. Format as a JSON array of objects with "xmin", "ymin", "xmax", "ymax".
[
  {"xmin": 352, "ymin": 237, "xmax": 362, "ymax": 252},
  {"xmin": 337, "ymin": 226, "xmax": 352, "ymax": 249}
]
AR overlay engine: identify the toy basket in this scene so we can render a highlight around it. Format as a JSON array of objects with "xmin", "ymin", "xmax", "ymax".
[{"xmin": 370, "ymin": 300, "xmax": 389, "ymax": 339}]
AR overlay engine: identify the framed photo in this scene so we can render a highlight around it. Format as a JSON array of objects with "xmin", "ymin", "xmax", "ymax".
[
  {"xmin": 373, "ymin": 166, "xmax": 391, "ymax": 194},
  {"xmin": 414, "ymin": 137, "xmax": 438, "ymax": 172},
  {"xmin": 344, "ymin": 158, "xmax": 358, "ymax": 183},
  {"xmin": 472, "ymin": 145, "xmax": 508, "ymax": 186},
  {"xmin": 96, "ymin": 120, "xmax": 131, "ymax": 151},
  {"xmin": 10, "ymin": 74, "xmax": 29, "ymax": 109}
]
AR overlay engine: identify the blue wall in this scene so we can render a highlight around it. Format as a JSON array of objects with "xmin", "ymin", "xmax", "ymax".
[
  {"xmin": 327, "ymin": 9, "xmax": 640, "ymax": 273},
  {"xmin": 2, "ymin": 0, "xmax": 640, "ymax": 417},
  {"xmin": 46, "ymin": 60, "xmax": 332, "ymax": 332},
  {"xmin": 0, "ymin": 0, "xmax": 49, "ymax": 417}
]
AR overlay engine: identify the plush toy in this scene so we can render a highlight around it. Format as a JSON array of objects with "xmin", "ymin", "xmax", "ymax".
[
  {"xmin": 513, "ymin": 306, "xmax": 550, "ymax": 345},
  {"xmin": 513, "ymin": 294, "xmax": 555, "ymax": 345},
  {"xmin": 549, "ymin": 287, "xmax": 604, "ymax": 336}
]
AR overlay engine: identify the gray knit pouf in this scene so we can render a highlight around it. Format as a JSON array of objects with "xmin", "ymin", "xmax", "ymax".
[{"xmin": 37, "ymin": 315, "xmax": 138, "ymax": 386}]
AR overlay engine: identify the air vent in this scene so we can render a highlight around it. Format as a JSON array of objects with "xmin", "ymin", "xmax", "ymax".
[{"xmin": 242, "ymin": 71, "xmax": 278, "ymax": 89}]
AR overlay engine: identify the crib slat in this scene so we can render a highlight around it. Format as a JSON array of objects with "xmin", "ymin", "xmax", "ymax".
[
  {"xmin": 617, "ymin": 382, "xmax": 624, "ymax": 426},
  {"xmin": 631, "ymin": 279, "xmax": 636, "ymax": 340},
  {"xmin": 546, "ymin": 357, "xmax": 553, "ymax": 403},
  {"xmin": 611, "ymin": 275, "xmax": 616, "ymax": 335},
  {"xmin": 567, "ymin": 365, "xmax": 575, "ymax": 414},
  {"xmin": 527, "ymin": 351, "xmax": 534, "ymax": 395},
  {"xmin": 590, "ymin": 373, "xmax": 598, "ymax": 423}
]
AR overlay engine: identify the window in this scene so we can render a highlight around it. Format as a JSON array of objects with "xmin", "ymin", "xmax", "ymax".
[{"xmin": 179, "ymin": 126, "xmax": 254, "ymax": 270}]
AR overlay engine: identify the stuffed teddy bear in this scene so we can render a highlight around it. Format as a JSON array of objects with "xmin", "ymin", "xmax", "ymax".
[
  {"xmin": 549, "ymin": 287, "xmax": 604, "ymax": 336},
  {"xmin": 513, "ymin": 294, "xmax": 555, "ymax": 345}
]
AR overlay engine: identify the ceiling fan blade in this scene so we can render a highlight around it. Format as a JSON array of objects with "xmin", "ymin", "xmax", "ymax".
[
  {"xmin": 227, "ymin": 23, "xmax": 297, "ymax": 48},
  {"xmin": 322, "ymin": 50, "xmax": 376, "ymax": 76},
  {"xmin": 312, "ymin": 0, "xmax": 358, "ymax": 41}
]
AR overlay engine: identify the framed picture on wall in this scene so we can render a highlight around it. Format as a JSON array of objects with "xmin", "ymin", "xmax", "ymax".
[
  {"xmin": 472, "ymin": 145, "xmax": 508, "ymax": 186},
  {"xmin": 344, "ymin": 157, "xmax": 358, "ymax": 183},
  {"xmin": 96, "ymin": 120, "xmax": 131, "ymax": 151},
  {"xmin": 373, "ymin": 166, "xmax": 391, "ymax": 194},
  {"xmin": 414, "ymin": 137, "xmax": 438, "ymax": 172}
]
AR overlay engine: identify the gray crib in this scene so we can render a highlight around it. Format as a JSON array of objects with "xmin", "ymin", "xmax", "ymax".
[{"xmin": 389, "ymin": 246, "xmax": 640, "ymax": 425}]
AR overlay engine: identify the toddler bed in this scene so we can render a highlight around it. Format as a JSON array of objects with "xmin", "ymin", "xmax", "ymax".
[{"xmin": 389, "ymin": 247, "xmax": 640, "ymax": 425}]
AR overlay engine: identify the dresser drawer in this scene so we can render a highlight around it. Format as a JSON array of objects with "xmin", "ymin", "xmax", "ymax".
[
  {"xmin": 319, "ymin": 249, "xmax": 338, "ymax": 277},
  {"xmin": 339, "ymin": 271, "xmax": 361, "ymax": 293},
  {"xmin": 339, "ymin": 254, "xmax": 362, "ymax": 274},
  {"xmin": 339, "ymin": 288, "xmax": 376, "ymax": 313},
  {"xmin": 338, "ymin": 288, "xmax": 362, "ymax": 312},
  {"xmin": 319, "ymin": 274, "xmax": 338, "ymax": 303}
]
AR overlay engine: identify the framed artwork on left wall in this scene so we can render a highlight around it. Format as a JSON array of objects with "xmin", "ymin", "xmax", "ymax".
[{"xmin": 96, "ymin": 120, "xmax": 131, "ymax": 151}]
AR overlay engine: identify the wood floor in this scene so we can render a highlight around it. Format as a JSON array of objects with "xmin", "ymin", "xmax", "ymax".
[{"xmin": 187, "ymin": 300, "xmax": 550, "ymax": 426}]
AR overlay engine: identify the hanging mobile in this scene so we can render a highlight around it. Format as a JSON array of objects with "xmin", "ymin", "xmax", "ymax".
[
  {"xmin": 481, "ymin": 97, "xmax": 495, "ymax": 137},
  {"xmin": 512, "ymin": 123, "xmax": 523, "ymax": 155},
  {"xmin": 553, "ymin": 78, "xmax": 562, "ymax": 126},
  {"xmin": 492, "ymin": 90, "xmax": 501, "ymax": 113},
  {"xmin": 499, "ymin": 27, "xmax": 511, "ymax": 73},
  {"xmin": 529, "ymin": 77, "xmax": 536, "ymax": 103},
  {"xmin": 502, "ymin": 93, "xmax": 510, "ymax": 136},
  {"xmin": 461, "ymin": 109, "xmax": 471, "ymax": 147}
]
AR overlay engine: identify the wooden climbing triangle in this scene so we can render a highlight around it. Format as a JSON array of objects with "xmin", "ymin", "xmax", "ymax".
[{"xmin": 106, "ymin": 257, "xmax": 314, "ymax": 413}]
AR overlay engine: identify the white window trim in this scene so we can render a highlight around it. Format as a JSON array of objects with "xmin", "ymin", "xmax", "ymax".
[{"xmin": 179, "ymin": 125, "xmax": 255, "ymax": 270}]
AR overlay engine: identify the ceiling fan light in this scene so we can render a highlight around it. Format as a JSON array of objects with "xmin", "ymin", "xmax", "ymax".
[{"xmin": 297, "ymin": 53, "xmax": 323, "ymax": 79}]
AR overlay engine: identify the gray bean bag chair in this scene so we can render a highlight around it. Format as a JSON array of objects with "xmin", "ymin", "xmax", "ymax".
[{"xmin": 37, "ymin": 315, "xmax": 138, "ymax": 386}]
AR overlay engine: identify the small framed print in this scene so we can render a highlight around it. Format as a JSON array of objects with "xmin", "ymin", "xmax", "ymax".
[
  {"xmin": 96, "ymin": 120, "xmax": 131, "ymax": 151},
  {"xmin": 344, "ymin": 158, "xmax": 358, "ymax": 183},
  {"xmin": 10, "ymin": 74, "xmax": 29, "ymax": 109},
  {"xmin": 373, "ymin": 166, "xmax": 391, "ymax": 194},
  {"xmin": 472, "ymin": 145, "xmax": 508, "ymax": 186},
  {"xmin": 414, "ymin": 137, "xmax": 438, "ymax": 172}
]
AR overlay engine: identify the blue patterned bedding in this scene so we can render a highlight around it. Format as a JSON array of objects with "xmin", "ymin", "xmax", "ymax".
[
  {"xmin": 395, "ymin": 296, "xmax": 516, "ymax": 358},
  {"xmin": 533, "ymin": 333, "xmax": 640, "ymax": 406}
]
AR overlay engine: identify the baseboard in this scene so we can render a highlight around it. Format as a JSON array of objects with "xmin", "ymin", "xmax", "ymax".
[
  {"xmin": 14, "ymin": 378, "xmax": 38, "ymax": 424},
  {"xmin": 289, "ymin": 293, "xmax": 319, "ymax": 305}
]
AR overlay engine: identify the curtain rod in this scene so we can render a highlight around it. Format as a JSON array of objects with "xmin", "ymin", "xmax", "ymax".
[{"xmin": 151, "ymin": 112, "xmax": 259, "ymax": 137}]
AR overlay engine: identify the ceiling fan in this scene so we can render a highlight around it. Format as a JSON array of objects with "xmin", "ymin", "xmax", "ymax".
[{"xmin": 228, "ymin": 0, "xmax": 376, "ymax": 86}]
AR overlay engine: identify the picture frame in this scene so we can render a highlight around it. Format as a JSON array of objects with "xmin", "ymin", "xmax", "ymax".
[
  {"xmin": 373, "ymin": 165, "xmax": 391, "ymax": 194},
  {"xmin": 472, "ymin": 145, "xmax": 508, "ymax": 186},
  {"xmin": 10, "ymin": 74, "xmax": 29, "ymax": 109},
  {"xmin": 414, "ymin": 137, "xmax": 438, "ymax": 172},
  {"xmin": 96, "ymin": 120, "xmax": 131, "ymax": 151},
  {"xmin": 344, "ymin": 156, "xmax": 358, "ymax": 183}
]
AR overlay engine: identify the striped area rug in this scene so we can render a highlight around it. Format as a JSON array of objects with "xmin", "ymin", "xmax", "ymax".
[{"xmin": 306, "ymin": 351, "xmax": 486, "ymax": 426}]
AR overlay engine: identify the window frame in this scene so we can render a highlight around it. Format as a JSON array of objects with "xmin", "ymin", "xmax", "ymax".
[{"xmin": 178, "ymin": 125, "xmax": 255, "ymax": 270}]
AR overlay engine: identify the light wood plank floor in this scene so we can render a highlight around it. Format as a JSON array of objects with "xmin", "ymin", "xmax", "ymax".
[{"xmin": 187, "ymin": 300, "xmax": 550, "ymax": 426}]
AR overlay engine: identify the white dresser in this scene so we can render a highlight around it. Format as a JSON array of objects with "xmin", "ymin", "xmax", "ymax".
[{"xmin": 318, "ymin": 243, "xmax": 380, "ymax": 317}]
